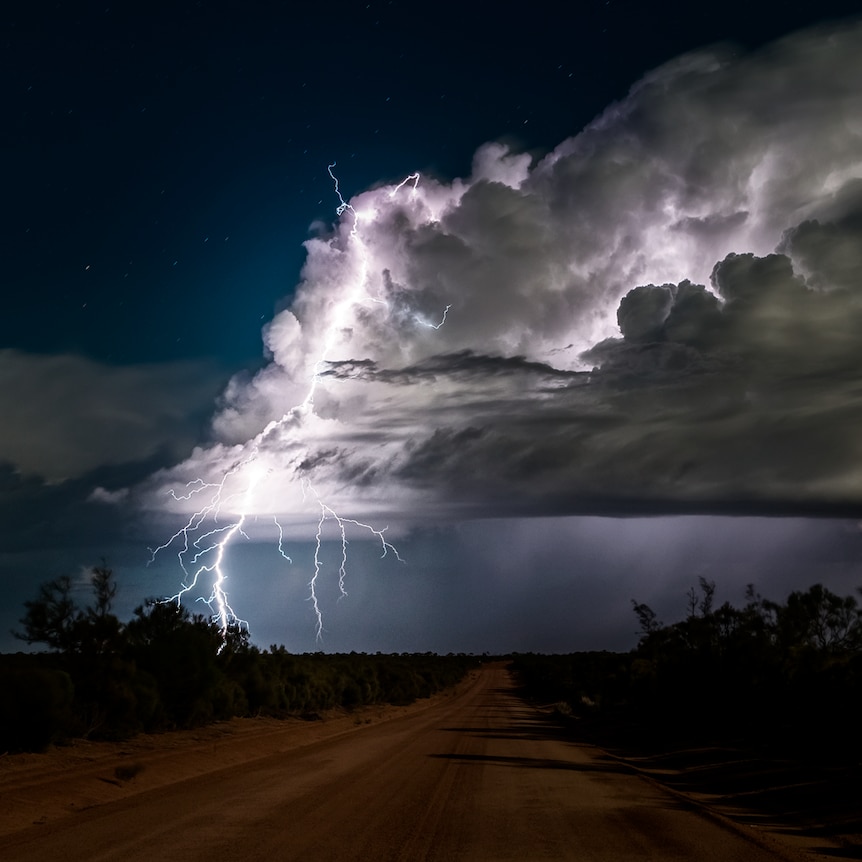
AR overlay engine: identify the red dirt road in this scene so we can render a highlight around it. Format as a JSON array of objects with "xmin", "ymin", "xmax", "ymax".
[{"xmin": 3, "ymin": 665, "xmax": 801, "ymax": 861}]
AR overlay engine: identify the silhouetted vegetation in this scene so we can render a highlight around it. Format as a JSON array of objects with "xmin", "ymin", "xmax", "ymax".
[
  {"xmin": 1, "ymin": 566, "xmax": 477, "ymax": 752},
  {"xmin": 513, "ymin": 579, "xmax": 862, "ymax": 760}
]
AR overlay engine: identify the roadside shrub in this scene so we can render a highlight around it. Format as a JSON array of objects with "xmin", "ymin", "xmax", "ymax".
[{"xmin": 0, "ymin": 667, "xmax": 75, "ymax": 751}]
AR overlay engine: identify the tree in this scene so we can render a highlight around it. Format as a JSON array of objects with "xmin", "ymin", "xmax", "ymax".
[
  {"xmin": 88, "ymin": 563, "xmax": 117, "ymax": 621},
  {"xmin": 777, "ymin": 584, "xmax": 862, "ymax": 654},
  {"xmin": 15, "ymin": 576, "xmax": 77, "ymax": 653},
  {"xmin": 697, "ymin": 577, "xmax": 716, "ymax": 617},
  {"xmin": 126, "ymin": 599, "xmax": 226, "ymax": 726},
  {"xmin": 631, "ymin": 600, "xmax": 662, "ymax": 638},
  {"xmin": 15, "ymin": 565, "xmax": 121, "ymax": 655}
]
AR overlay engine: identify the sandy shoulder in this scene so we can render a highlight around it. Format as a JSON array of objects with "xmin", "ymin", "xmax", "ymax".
[{"xmin": 0, "ymin": 686, "xmax": 463, "ymax": 838}]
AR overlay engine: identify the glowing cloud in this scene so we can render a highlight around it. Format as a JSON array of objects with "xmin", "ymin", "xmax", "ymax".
[{"xmin": 134, "ymin": 20, "xmax": 862, "ymax": 633}]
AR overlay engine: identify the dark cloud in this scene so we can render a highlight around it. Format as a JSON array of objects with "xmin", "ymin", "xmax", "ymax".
[
  {"xmin": 0, "ymin": 451, "xmax": 173, "ymax": 553},
  {"xmin": 385, "ymin": 236, "xmax": 862, "ymax": 516},
  {"xmin": 141, "ymin": 21, "xmax": 862, "ymax": 533},
  {"xmin": 0, "ymin": 350, "xmax": 228, "ymax": 481},
  {"xmin": 321, "ymin": 350, "xmax": 583, "ymax": 386},
  {"xmin": 780, "ymin": 192, "xmax": 862, "ymax": 293},
  {"xmin": 616, "ymin": 284, "xmax": 675, "ymax": 342},
  {"xmin": 0, "ymin": 350, "xmax": 232, "ymax": 570}
]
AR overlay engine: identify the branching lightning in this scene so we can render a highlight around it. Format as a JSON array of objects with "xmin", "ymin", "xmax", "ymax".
[
  {"xmin": 147, "ymin": 462, "xmax": 260, "ymax": 641},
  {"xmin": 149, "ymin": 162, "xmax": 436, "ymax": 645},
  {"xmin": 304, "ymin": 479, "xmax": 402, "ymax": 638}
]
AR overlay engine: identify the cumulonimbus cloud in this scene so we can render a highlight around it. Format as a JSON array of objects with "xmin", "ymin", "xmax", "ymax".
[{"xmin": 139, "ymin": 19, "xmax": 862, "ymax": 527}]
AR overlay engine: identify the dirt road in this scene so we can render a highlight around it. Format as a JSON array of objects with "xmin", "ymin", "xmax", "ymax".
[{"xmin": 4, "ymin": 665, "xmax": 799, "ymax": 861}]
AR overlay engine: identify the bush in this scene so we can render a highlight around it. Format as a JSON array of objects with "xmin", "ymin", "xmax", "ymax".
[{"xmin": 0, "ymin": 666, "xmax": 75, "ymax": 751}]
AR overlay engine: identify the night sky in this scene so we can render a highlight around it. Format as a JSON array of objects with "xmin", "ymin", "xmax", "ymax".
[{"xmin": 4, "ymin": 0, "xmax": 862, "ymax": 653}]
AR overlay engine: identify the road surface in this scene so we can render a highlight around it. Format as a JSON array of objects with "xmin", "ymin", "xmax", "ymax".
[{"xmin": 4, "ymin": 664, "xmax": 795, "ymax": 861}]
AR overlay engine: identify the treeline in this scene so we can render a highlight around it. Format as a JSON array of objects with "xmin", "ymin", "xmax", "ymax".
[
  {"xmin": 513, "ymin": 580, "xmax": 862, "ymax": 758},
  {"xmin": 1, "ymin": 567, "xmax": 477, "ymax": 752}
]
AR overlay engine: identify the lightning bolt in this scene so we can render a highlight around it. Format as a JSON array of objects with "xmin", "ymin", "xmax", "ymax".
[
  {"xmin": 150, "ymin": 162, "xmax": 434, "ymax": 645},
  {"xmin": 303, "ymin": 479, "xmax": 402, "ymax": 639},
  {"xmin": 147, "ymin": 461, "xmax": 261, "ymax": 643},
  {"xmin": 416, "ymin": 303, "xmax": 451, "ymax": 330}
]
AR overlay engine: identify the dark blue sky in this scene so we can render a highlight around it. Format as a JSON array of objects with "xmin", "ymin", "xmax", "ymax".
[
  {"xmin": 4, "ymin": 0, "xmax": 862, "ymax": 653},
  {"xmin": 6, "ymin": 0, "xmax": 858, "ymax": 366}
]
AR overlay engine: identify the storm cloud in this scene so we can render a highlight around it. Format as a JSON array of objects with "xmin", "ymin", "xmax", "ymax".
[
  {"xmin": 0, "ymin": 350, "xmax": 227, "ymax": 482},
  {"xmin": 141, "ymin": 20, "xmax": 862, "ymax": 528}
]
